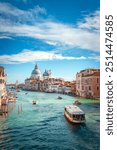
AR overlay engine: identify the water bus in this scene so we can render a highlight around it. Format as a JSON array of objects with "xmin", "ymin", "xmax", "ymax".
[{"xmin": 64, "ymin": 105, "xmax": 86, "ymax": 123}]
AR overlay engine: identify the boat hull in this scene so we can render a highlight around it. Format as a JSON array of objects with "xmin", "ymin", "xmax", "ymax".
[{"xmin": 64, "ymin": 111, "xmax": 85, "ymax": 124}]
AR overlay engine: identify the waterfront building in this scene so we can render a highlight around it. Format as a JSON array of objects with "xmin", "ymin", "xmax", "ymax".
[
  {"xmin": 70, "ymin": 81, "xmax": 76, "ymax": 96},
  {"xmin": 45, "ymin": 78, "xmax": 65, "ymax": 93},
  {"xmin": 47, "ymin": 84, "xmax": 60, "ymax": 93},
  {"xmin": 0, "ymin": 66, "xmax": 7, "ymax": 112},
  {"xmin": 29, "ymin": 80, "xmax": 39, "ymax": 91},
  {"xmin": 24, "ymin": 64, "xmax": 65, "ymax": 92},
  {"xmin": 58, "ymin": 85, "xmax": 64, "ymax": 93},
  {"xmin": 45, "ymin": 78, "xmax": 64, "ymax": 85},
  {"xmin": 63, "ymin": 86, "xmax": 72, "ymax": 94},
  {"xmin": 17, "ymin": 83, "xmax": 25, "ymax": 89},
  {"xmin": 45, "ymin": 84, "xmax": 72, "ymax": 94},
  {"xmin": 76, "ymin": 69, "xmax": 100, "ymax": 99},
  {"xmin": 25, "ymin": 64, "xmax": 52, "ymax": 90},
  {"xmin": 45, "ymin": 80, "xmax": 72, "ymax": 94},
  {"xmin": 25, "ymin": 64, "xmax": 42, "ymax": 90},
  {"xmin": 63, "ymin": 81, "xmax": 76, "ymax": 95},
  {"xmin": 25, "ymin": 78, "xmax": 40, "ymax": 91},
  {"xmin": 24, "ymin": 64, "xmax": 75, "ymax": 95},
  {"xmin": 25, "ymin": 78, "xmax": 32, "ymax": 90}
]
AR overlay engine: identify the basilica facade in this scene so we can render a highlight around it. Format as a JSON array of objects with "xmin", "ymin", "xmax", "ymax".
[
  {"xmin": 24, "ymin": 64, "xmax": 74, "ymax": 94},
  {"xmin": 30, "ymin": 64, "xmax": 51, "ymax": 80},
  {"xmin": 25, "ymin": 64, "xmax": 52, "ymax": 91}
]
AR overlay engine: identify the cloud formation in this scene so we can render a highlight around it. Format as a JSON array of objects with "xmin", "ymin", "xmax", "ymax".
[
  {"xmin": 0, "ymin": 35, "xmax": 13, "ymax": 39},
  {"xmin": 0, "ymin": 2, "xmax": 46, "ymax": 23},
  {"xmin": 88, "ymin": 54, "xmax": 100, "ymax": 61},
  {"xmin": 0, "ymin": 50, "xmax": 86, "ymax": 64},
  {"xmin": 78, "ymin": 10, "xmax": 99, "ymax": 31},
  {"xmin": 0, "ymin": 2, "xmax": 100, "ymax": 52}
]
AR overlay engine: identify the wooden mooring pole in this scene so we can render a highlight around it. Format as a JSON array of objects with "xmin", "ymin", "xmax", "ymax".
[{"xmin": 18, "ymin": 104, "xmax": 22, "ymax": 114}]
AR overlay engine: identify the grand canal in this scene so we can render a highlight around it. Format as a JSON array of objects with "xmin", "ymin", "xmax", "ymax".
[{"xmin": 0, "ymin": 91, "xmax": 100, "ymax": 150}]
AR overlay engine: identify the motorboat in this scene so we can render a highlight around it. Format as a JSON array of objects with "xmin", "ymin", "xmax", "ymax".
[
  {"xmin": 64, "ymin": 105, "xmax": 86, "ymax": 124},
  {"xmin": 32, "ymin": 100, "xmax": 37, "ymax": 105},
  {"xmin": 73, "ymin": 100, "xmax": 81, "ymax": 105},
  {"xmin": 57, "ymin": 96, "xmax": 62, "ymax": 100}
]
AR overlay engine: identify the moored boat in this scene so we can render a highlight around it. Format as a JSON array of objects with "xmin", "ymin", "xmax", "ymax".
[
  {"xmin": 17, "ymin": 89, "xmax": 21, "ymax": 92},
  {"xmin": 32, "ymin": 100, "xmax": 37, "ymax": 105},
  {"xmin": 73, "ymin": 100, "xmax": 81, "ymax": 105},
  {"xmin": 64, "ymin": 105, "xmax": 86, "ymax": 123},
  {"xmin": 57, "ymin": 96, "xmax": 62, "ymax": 100}
]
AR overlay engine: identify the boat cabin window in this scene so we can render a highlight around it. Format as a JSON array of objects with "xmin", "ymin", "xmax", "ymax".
[{"xmin": 73, "ymin": 114, "xmax": 85, "ymax": 120}]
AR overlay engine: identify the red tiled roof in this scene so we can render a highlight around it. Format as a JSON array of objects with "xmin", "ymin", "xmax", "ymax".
[
  {"xmin": 93, "ymin": 72, "xmax": 100, "ymax": 76},
  {"xmin": 82, "ymin": 71, "xmax": 100, "ymax": 77}
]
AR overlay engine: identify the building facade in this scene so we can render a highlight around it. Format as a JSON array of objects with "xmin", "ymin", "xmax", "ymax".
[
  {"xmin": 25, "ymin": 64, "xmax": 52, "ymax": 91},
  {"xmin": 76, "ymin": 69, "xmax": 100, "ymax": 99},
  {"xmin": 0, "ymin": 66, "xmax": 7, "ymax": 110},
  {"xmin": 24, "ymin": 64, "xmax": 74, "ymax": 95}
]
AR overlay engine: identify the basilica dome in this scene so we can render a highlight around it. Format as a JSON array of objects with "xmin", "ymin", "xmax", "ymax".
[{"xmin": 31, "ymin": 64, "xmax": 41, "ymax": 79}]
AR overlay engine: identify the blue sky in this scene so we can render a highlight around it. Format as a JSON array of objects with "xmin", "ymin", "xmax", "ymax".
[{"xmin": 0, "ymin": 0, "xmax": 100, "ymax": 83}]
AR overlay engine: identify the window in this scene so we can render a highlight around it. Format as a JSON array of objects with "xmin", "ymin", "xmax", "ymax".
[
  {"xmin": 97, "ymin": 86, "xmax": 99, "ymax": 91},
  {"xmin": 89, "ymin": 86, "xmax": 91, "ymax": 90},
  {"xmin": 0, "ymin": 79, "xmax": 3, "ymax": 84},
  {"xmin": 82, "ymin": 86, "xmax": 84, "ymax": 90},
  {"xmin": 73, "ymin": 114, "xmax": 85, "ymax": 121},
  {"xmin": 97, "ymin": 78, "xmax": 99, "ymax": 83}
]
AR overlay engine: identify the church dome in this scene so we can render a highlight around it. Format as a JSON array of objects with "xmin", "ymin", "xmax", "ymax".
[
  {"xmin": 31, "ymin": 64, "xmax": 41, "ymax": 79},
  {"xmin": 32, "ymin": 69, "xmax": 41, "ymax": 75},
  {"xmin": 43, "ymin": 69, "xmax": 51, "ymax": 80},
  {"xmin": 43, "ymin": 70, "xmax": 49, "ymax": 76}
]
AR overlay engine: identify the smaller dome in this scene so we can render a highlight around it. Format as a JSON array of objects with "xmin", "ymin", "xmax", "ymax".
[
  {"xmin": 43, "ymin": 70, "xmax": 49, "ymax": 76},
  {"xmin": 43, "ymin": 70, "xmax": 51, "ymax": 76}
]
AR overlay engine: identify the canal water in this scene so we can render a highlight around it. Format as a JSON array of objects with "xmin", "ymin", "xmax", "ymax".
[{"xmin": 0, "ymin": 91, "xmax": 100, "ymax": 150}]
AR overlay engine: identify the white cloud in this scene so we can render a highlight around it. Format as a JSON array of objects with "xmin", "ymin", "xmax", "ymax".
[
  {"xmin": 88, "ymin": 55, "xmax": 100, "ymax": 61},
  {"xmin": 78, "ymin": 10, "xmax": 100, "ymax": 31},
  {"xmin": 0, "ymin": 35, "xmax": 13, "ymax": 39},
  {"xmin": 0, "ymin": 19, "xmax": 99, "ymax": 51},
  {"xmin": 0, "ymin": 50, "xmax": 86, "ymax": 64},
  {"xmin": 0, "ymin": 2, "xmax": 100, "ymax": 52},
  {"xmin": 0, "ymin": 2, "xmax": 46, "ymax": 22}
]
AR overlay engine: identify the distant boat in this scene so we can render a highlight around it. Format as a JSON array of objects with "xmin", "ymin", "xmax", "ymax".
[
  {"xmin": 32, "ymin": 100, "xmax": 37, "ymax": 105},
  {"xmin": 64, "ymin": 105, "xmax": 86, "ymax": 124},
  {"xmin": 73, "ymin": 100, "xmax": 81, "ymax": 105},
  {"xmin": 45, "ymin": 90, "xmax": 53, "ymax": 93},
  {"xmin": 17, "ymin": 89, "xmax": 20, "ymax": 92},
  {"xmin": 57, "ymin": 96, "xmax": 62, "ymax": 100}
]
